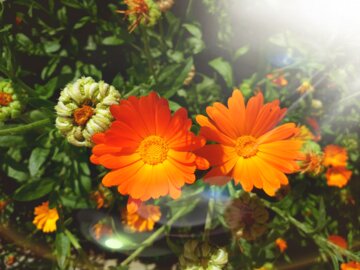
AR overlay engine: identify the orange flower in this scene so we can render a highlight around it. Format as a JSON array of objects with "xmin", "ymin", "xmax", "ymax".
[
  {"xmin": 326, "ymin": 167, "xmax": 352, "ymax": 188},
  {"xmin": 300, "ymin": 152, "xmax": 324, "ymax": 175},
  {"xmin": 33, "ymin": 201, "xmax": 59, "ymax": 233},
  {"xmin": 90, "ymin": 91, "xmax": 209, "ymax": 201},
  {"xmin": 0, "ymin": 200, "xmax": 7, "ymax": 212},
  {"xmin": 323, "ymin": 145, "xmax": 348, "ymax": 167},
  {"xmin": 328, "ymin": 235, "xmax": 348, "ymax": 249},
  {"xmin": 196, "ymin": 90, "xmax": 303, "ymax": 196},
  {"xmin": 266, "ymin": 74, "xmax": 288, "ymax": 87},
  {"xmin": 275, "ymin": 238, "xmax": 287, "ymax": 253},
  {"xmin": 123, "ymin": 203, "xmax": 161, "ymax": 232},
  {"xmin": 92, "ymin": 222, "xmax": 113, "ymax": 240},
  {"xmin": 341, "ymin": 262, "xmax": 360, "ymax": 270}
]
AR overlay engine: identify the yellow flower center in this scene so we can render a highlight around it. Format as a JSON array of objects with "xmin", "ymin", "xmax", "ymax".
[
  {"xmin": 73, "ymin": 105, "xmax": 94, "ymax": 126},
  {"xmin": 0, "ymin": 92, "xmax": 13, "ymax": 106},
  {"xmin": 235, "ymin": 136, "xmax": 258, "ymax": 158},
  {"xmin": 138, "ymin": 135, "xmax": 169, "ymax": 165}
]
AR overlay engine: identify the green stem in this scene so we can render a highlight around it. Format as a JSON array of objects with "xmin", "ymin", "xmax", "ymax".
[
  {"xmin": 262, "ymin": 199, "xmax": 360, "ymax": 262},
  {"xmin": 65, "ymin": 229, "xmax": 94, "ymax": 270},
  {"xmin": 203, "ymin": 193, "xmax": 215, "ymax": 242},
  {"xmin": 0, "ymin": 119, "xmax": 52, "ymax": 136},
  {"xmin": 141, "ymin": 27, "xmax": 159, "ymax": 88},
  {"xmin": 0, "ymin": 64, "xmax": 36, "ymax": 96},
  {"xmin": 120, "ymin": 206, "xmax": 189, "ymax": 266}
]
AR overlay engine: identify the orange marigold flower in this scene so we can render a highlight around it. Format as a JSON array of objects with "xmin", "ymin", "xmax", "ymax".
[
  {"xmin": 300, "ymin": 152, "xmax": 324, "ymax": 175},
  {"xmin": 33, "ymin": 201, "xmax": 59, "ymax": 233},
  {"xmin": 341, "ymin": 261, "xmax": 360, "ymax": 270},
  {"xmin": 196, "ymin": 90, "xmax": 303, "ymax": 196},
  {"xmin": 123, "ymin": 203, "xmax": 161, "ymax": 232},
  {"xmin": 275, "ymin": 238, "xmax": 287, "ymax": 253},
  {"xmin": 323, "ymin": 145, "xmax": 348, "ymax": 167},
  {"xmin": 326, "ymin": 167, "xmax": 352, "ymax": 188},
  {"xmin": 90, "ymin": 91, "xmax": 209, "ymax": 201},
  {"xmin": 328, "ymin": 235, "xmax": 348, "ymax": 249}
]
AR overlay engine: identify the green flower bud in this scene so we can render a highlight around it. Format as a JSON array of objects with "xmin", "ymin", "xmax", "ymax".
[
  {"xmin": 225, "ymin": 192, "xmax": 269, "ymax": 241},
  {"xmin": 179, "ymin": 240, "xmax": 228, "ymax": 270},
  {"xmin": 0, "ymin": 80, "xmax": 22, "ymax": 122},
  {"xmin": 55, "ymin": 77, "xmax": 121, "ymax": 147}
]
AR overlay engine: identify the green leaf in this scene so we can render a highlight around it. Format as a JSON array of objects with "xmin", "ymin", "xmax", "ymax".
[
  {"xmin": 183, "ymin": 23, "xmax": 202, "ymax": 39},
  {"xmin": 234, "ymin": 45, "xmax": 249, "ymax": 60},
  {"xmin": 102, "ymin": 36, "xmax": 124, "ymax": 46},
  {"xmin": 0, "ymin": 135, "xmax": 25, "ymax": 147},
  {"xmin": 74, "ymin": 16, "xmax": 91, "ymax": 29},
  {"xmin": 13, "ymin": 178, "xmax": 55, "ymax": 201},
  {"xmin": 44, "ymin": 41, "xmax": 61, "ymax": 54},
  {"xmin": 209, "ymin": 57, "xmax": 234, "ymax": 87},
  {"xmin": 28, "ymin": 148, "xmax": 51, "ymax": 177},
  {"xmin": 56, "ymin": 232, "xmax": 70, "ymax": 269}
]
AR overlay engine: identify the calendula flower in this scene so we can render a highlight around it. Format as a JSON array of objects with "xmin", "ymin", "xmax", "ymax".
[
  {"xmin": 183, "ymin": 65, "xmax": 196, "ymax": 86},
  {"xmin": 55, "ymin": 77, "xmax": 121, "ymax": 147},
  {"xmin": 117, "ymin": 0, "xmax": 161, "ymax": 32},
  {"xmin": 179, "ymin": 240, "xmax": 228, "ymax": 270},
  {"xmin": 326, "ymin": 167, "xmax": 352, "ymax": 188},
  {"xmin": 266, "ymin": 73, "xmax": 288, "ymax": 87},
  {"xmin": 341, "ymin": 261, "xmax": 360, "ymax": 270},
  {"xmin": 328, "ymin": 235, "xmax": 348, "ymax": 249},
  {"xmin": 157, "ymin": 0, "xmax": 174, "ymax": 12},
  {"xmin": 90, "ymin": 91, "xmax": 209, "ymax": 201},
  {"xmin": 275, "ymin": 238, "xmax": 287, "ymax": 253},
  {"xmin": 323, "ymin": 145, "xmax": 348, "ymax": 167},
  {"xmin": 297, "ymin": 80, "xmax": 314, "ymax": 94},
  {"xmin": 225, "ymin": 192, "xmax": 269, "ymax": 241},
  {"xmin": 123, "ymin": 203, "xmax": 161, "ymax": 232},
  {"xmin": 33, "ymin": 201, "xmax": 59, "ymax": 233},
  {"xmin": 0, "ymin": 80, "xmax": 22, "ymax": 122},
  {"xmin": 196, "ymin": 89, "xmax": 303, "ymax": 196},
  {"xmin": 299, "ymin": 152, "xmax": 324, "ymax": 175}
]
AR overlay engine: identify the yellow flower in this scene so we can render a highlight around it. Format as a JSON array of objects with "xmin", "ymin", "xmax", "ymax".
[
  {"xmin": 33, "ymin": 201, "xmax": 59, "ymax": 233},
  {"xmin": 297, "ymin": 80, "xmax": 314, "ymax": 94}
]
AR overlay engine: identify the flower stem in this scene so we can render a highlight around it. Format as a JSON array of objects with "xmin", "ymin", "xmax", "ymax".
[
  {"xmin": 141, "ymin": 27, "xmax": 159, "ymax": 88},
  {"xmin": 120, "ymin": 206, "xmax": 189, "ymax": 266},
  {"xmin": 0, "ymin": 119, "xmax": 52, "ymax": 136},
  {"xmin": 203, "ymin": 187, "xmax": 216, "ymax": 242}
]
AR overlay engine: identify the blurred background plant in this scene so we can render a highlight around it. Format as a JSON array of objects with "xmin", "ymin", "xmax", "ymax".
[{"xmin": 0, "ymin": 0, "xmax": 359, "ymax": 269}]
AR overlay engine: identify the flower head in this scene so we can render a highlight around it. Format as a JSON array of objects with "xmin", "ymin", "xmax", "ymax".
[
  {"xmin": 275, "ymin": 238, "xmax": 287, "ymax": 253},
  {"xmin": 0, "ymin": 80, "xmax": 22, "ymax": 122},
  {"xmin": 299, "ymin": 152, "xmax": 324, "ymax": 175},
  {"xmin": 33, "ymin": 201, "xmax": 59, "ymax": 233},
  {"xmin": 92, "ymin": 220, "xmax": 113, "ymax": 240},
  {"xmin": 326, "ymin": 167, "xmax": 352, "ymax": 188},
  {"xmin": 123, "ymin": 203, "xmax": 161, "ymax": 232},
  {"xmin": 196, "ymin": 89, "xmax": 303, "ymax": 196},
  {"xmin": 328, "ymin": 235, "xmax": 348, "ymax": 249},
  {"xmin": 157, "ymin": 0, "xmax": 174, "ymax": 12},
  {"xmin": 225, "ymin": 192, "xmax": 269, "ymax": 241},
  {"xmin": 323, "ymin": 145, "xmax": 348, "ymax": 167},
  {"xmin": 341, "ymin": 262, "xmax": 360, "ymax": 270},
  {"xmin": 179, "ymin": 240, "xmax": 228, "ymax": 270},
  {"xmin": 266, "ymin": 73, "xmax": 288, "ymax": 87},
  {"xmin": 91, "ymin": 184, "xmax": 113, "ymax": 209},
  {"xmin": 117, "ymin": 0, "xmax": 161, "ymax": 32},
  {"xmin": 55, "ymin": 77, "xmax": 121, "ymax": 147},
  {"xmin": 297, "ymin": 80, "xmax": 314, "ymax": 94},
  {"xmin": 90, "ymin": 91, "xmax": 209, "ymax": 201}
]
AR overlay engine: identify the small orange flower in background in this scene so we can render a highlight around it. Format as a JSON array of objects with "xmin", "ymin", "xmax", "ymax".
[
  {"xmin": 341, "ymin": 261, "xmax": 360, "ymax": 270},
  {"xmin": 322, "ymin": 144, "xmax": 352, "ymax": 188},
  {"xmin": 328, "ymin": 235, "xmax": 348, "ymax": 249},
  {"xmin": 33, "ymin": 201, "xmax": 59, "ymax": 233},
  {"xmin": 196, "ymin": 90, "xmax": 303, "ymax": 196},
  {"xmin": 92, "ymin": 222, "xmax": 113, "ymax": 240},
  {"xmin": 326, "ymin": 167, "xmax": 352, "ymax": 188},
  {"xmin": 91, "ymin": 184, "xmax": 112, "ymax": 209},
  {"xmin": 91, "ymin": 91, "xmax": 209, "ymax": 202},
  {"xmin": 117, "ymin": 0, "xmax": 149, "ymax": 32},
  {"xmin": 123, "ymin": 203, "xmax": 161, "ymax": 232},
  {"xmin": 323, "ymin": 145, "xmax": 348, "ymax": 167},
  {"xmin": 275, "ymin": 238, "xmax": 287, "ymax": 253},
  {"xmin": 0, "ymin": 200, "xmax": 7, "ymax": 212},
  {"xmin": 266, "ymin": 73, "xmax": 288, "ymax": 87}
]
